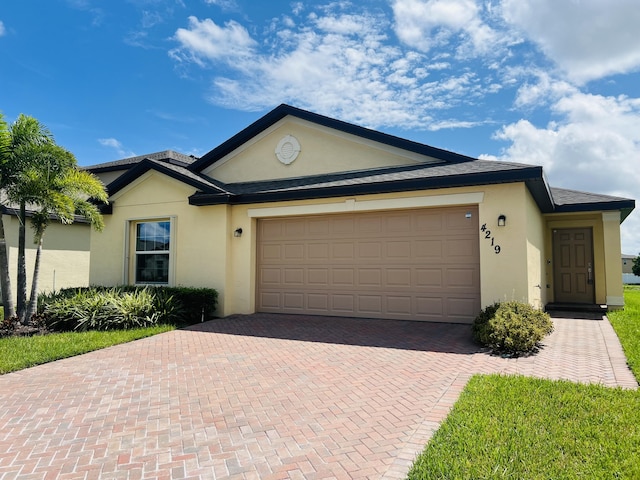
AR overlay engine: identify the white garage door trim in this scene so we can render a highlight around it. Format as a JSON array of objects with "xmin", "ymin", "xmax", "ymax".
[{"xmin": 247, "ymin": 192, "xmax": 484, "ymax": 218}]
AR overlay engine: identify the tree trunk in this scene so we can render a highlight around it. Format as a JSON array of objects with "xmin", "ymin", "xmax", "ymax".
[
  {"xmin": 16, "ymin": 202, "xmax": 27, "ymax": 323},
  {"xmin": 0, "ymin": 212, "xmax": 15, "ymax": 319},
  {"xmin": 26, "ymin": 233, "xmax": 43, "ymax": 321}
]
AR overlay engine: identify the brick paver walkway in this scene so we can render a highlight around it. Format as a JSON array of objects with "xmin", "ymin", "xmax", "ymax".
[{"xmin": 0, "ymin": 313, "xmax": 635, "ymax": 479}]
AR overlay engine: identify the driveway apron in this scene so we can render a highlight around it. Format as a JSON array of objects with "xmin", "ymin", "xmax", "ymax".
[{"xmin": 0, "ymin": 313, "xmax": 636, "ymax": 479}]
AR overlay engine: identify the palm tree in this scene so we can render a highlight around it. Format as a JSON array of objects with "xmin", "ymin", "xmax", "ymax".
[
  {"xmin": 0, "ymin": 113, "xmax": 16, "ymax": 319},
  {"xmin": 5, "ymin": 115, "xmax": 108, "ymax": 323},
  {"xmin": 23, "ymin": 161, "xmax": 107, "ymax": 320},
  {"xmin": 6, "ymin": 115, "xmax": 55, "ymax": 321}
]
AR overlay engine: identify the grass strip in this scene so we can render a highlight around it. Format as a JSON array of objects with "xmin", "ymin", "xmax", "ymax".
[
  {"xmin": 0, "ymin": 325, "xmax": 175, "ymax": 374},
  {"xmin": 608, "ymin": 285, "xmax": 640, "ymax": 380},
  {"xmin": 407, "ymin": 374, "xmax": 640, "ymax": 480}
]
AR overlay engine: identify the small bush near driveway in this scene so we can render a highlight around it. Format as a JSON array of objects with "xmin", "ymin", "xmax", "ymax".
[{"xmin": 473, "ymin": 301, "xmax": 553, "ymax": 355}]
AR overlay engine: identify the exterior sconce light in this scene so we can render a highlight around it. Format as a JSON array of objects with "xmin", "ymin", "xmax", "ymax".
[
  {"xmin": 497, "ymin": 215, "xmax": 506, "ymax": 227},
  {"xmin": 234, "ymin": 228, "xmax": 243, "ymax": 237}
]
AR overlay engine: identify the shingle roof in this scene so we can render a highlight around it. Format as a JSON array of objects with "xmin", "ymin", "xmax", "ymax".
[
  {"xmin": 551, "ymin": 187, "xmax": 635, "ymax": 220},
  {"xmin": 227, "ymin": 159, "xmax": 536, "ymax": 194},
  {"xmin": 551, "ymin": 187, "xmax": 630, "ymax": 206},
  {"xmin": 188, "ymin": 159, "xmax": 554, "ymax": 211},
  {"xmin": 106, "ymin": 157, "xmax": 232, "ymax": 199},
  {"xmin": 84, "ymin": 150, "xmax": 198, "ymax": 173}
]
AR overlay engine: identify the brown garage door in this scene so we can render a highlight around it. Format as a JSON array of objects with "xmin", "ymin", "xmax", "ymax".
[{"xmin": 257, "ymin": 206, "xmax": 480, "ymax": 323}]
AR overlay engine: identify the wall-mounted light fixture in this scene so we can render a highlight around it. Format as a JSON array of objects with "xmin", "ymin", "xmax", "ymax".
[
  {"xmin": 497, "ymin": 214, "xmax": 506, "ymax": 227},
  {"xmin": 234, "ymin": 228, "xmax": 243, "ymax": 237}
]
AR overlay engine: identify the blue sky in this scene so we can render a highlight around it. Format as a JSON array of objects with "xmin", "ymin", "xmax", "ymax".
[{"xmin": 1, "ymin": 0, "xmax": 639, "ymax": 254}]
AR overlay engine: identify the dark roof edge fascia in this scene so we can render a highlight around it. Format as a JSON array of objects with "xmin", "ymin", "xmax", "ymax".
[
  {"xmin": 1, "ymin": 205, "xmax": 91, "ymax": 224},
  {"xmin": 189, "ymin": 166, "xmax": 547, "ymax": 207},
  {"xmin": 190, "ymin": 104, "xmax": 479, "ymax": 172},
  {"xmin": 84, "ymin": 164, "xmax": 133, "ymax": 174},
  {"xmin": 553, "ymin": 200, "xmax": 635, "ymax": 222}
]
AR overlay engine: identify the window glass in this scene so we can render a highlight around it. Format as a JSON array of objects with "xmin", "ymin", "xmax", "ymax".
[
  {"xmin": 135, "ymin": 221, "xmax": 170, "ymax": 284},
  {"xmin": 136, "ymin": 221, "xmax": 170, "ymax": 251}
]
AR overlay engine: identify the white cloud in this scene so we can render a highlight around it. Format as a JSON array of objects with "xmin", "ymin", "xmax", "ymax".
[
  {"xmin": 500, "ymin": 0, "xmax": 640, "ymax": 83},
  {"xmin": 483, "ymin": 92, "xmax": 640, "ymax": 254},
  {"xmin": 98, "ymin": 138, "xmax": 136, "ymax": 158},
  {"xmin": 66, "ymin": 0, "xmax": 105, "ymax": 26},
  {"xmin": 0, "ymin": 21, "xmax": 5, "ymax": 37},
  {"xmin": 140, "ymin": 10, "xmax": 164, "ymax": 29},
  {"xmin": 391, "ymin": 0, "xmax": 507, "ymax": 57},
  {"xmin": 513, "ymin": 71, "xmax": 577, "ymax": 109},
  {"xmin": 204, "ymin": 0, "xmax": 238, "ymax": 9},
  {"xmin": 169, "ymin": 7, "xmax": 493, "ymax": 129},
  {"xmin": 170, "ymin": 16, "xmax": 257, "ymax": 65}
]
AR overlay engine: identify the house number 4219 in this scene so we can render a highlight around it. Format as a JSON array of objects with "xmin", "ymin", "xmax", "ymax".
[{"xmin": 480, "ymin": 224, "xmax": 501, "ymax": 254}]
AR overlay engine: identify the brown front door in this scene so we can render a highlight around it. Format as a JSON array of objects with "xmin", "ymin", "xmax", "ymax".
[{"xmin": 553, "ymin": 228, "xmax": 595, "ymax": 304}]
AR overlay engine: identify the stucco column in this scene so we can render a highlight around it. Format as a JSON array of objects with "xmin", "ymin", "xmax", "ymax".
[{"xmin": 602, "ymin": 211, "xmax": 624, "ymax": 308}]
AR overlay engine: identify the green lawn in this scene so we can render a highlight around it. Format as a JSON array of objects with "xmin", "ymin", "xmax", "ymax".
[
  {"xmin": 609, "ymin": 285, "xmax": 640, "ymax": 379},
  {"xmin": 0, "ymin": 325, "xmax": 175, "ymax": 374},
  {"xmin": 407, "ymin": 287, "xmax": 640, "ymax": 480}
]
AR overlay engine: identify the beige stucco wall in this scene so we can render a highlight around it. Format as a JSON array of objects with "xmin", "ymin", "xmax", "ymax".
[
  {"xmin": 525, "ymin": 189, "xmax": 547, "ymax": 309},
  {"xmin": 203, "ymin": 118, "xmax": 439, "ymax": 183},
  {"xmin": 602, "ymin": 211, "xmax": 624, "ymax": 307},
  {"xmin": 3, "ymin": 214, "xmax": 91, "ymax": 297}
]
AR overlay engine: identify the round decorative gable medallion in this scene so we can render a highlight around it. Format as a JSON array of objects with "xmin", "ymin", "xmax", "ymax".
[{"xmin": 275, "ymin": 135, "xmax": 301, "ymax": 165}]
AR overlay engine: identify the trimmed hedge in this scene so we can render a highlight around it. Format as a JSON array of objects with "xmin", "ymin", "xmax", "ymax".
[
  {"xmin": 39, "ymin": 285, "xmax": 218, "ymax": 331},
  {"xmin": 472, "ymin": 301, "xmax": 553, "ymax": 355}
]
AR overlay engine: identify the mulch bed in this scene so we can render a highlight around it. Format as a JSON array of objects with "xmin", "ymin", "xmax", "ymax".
[{"xmin": 0, "ymin": 316, "xmax": 52, "ymax": 338}]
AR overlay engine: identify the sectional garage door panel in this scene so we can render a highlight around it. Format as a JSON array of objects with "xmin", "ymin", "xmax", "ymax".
[{"xmin": 257, "ymin": 206, "xmax": 480, "ymax": 323}]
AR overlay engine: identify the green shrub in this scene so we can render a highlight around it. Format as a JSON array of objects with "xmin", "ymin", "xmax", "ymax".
[
  {"xmin": 40, "ymin": 285, "xmax": 217, "ymax": 331},
  {"xmin": 43, "ymin": 288, "xmax": 161, "ymax": 331},
  {"xmin": 473, "ymin": 301, "xmax": 553, "ymax": 355},
  {"xmin": 161, "ymin": 287, "xmax": 217, "ymax": 324}
]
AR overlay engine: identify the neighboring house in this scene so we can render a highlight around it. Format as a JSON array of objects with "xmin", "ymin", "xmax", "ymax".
[
  {"xmin": 622, "ymin": 254, "xmax": 636, "ymax": 274},
  {"xmin": 87, "ymin": 105, "xmax": 635, "ymax": 323},
  {"xmin": 622, "ymin": 254, "xmax": 640, "ymax": 284},
  {"xmin": 1, "ymin": 206, "xmax": 92, "ymax": 298}
]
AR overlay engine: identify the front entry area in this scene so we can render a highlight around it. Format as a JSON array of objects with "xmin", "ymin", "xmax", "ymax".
[
  {"xmin": 256, "ymin": 206, "xmax": 481, "ymax": 323},
  {"xmin": 552, "ymin": 228, "xmax": 595, "ymax": 304}
]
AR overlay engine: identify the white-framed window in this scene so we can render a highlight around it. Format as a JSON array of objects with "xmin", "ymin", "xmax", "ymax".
[{"xmin": 125, "ymin": 217, "xmax": 176, "ymax": 285}]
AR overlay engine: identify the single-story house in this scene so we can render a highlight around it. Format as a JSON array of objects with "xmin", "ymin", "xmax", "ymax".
[
  {"xmin": 622, "ymin": 254, "xmax": 637, "ymax": 274},
  {"xmin": 87, "ymin": 104, "xmax": 635, "ymax": 323}
]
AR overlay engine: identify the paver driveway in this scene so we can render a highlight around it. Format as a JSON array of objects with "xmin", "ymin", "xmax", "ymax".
[{"xmin": 0, "ymin": 313, "xmax": 636, "ymax": 479}]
